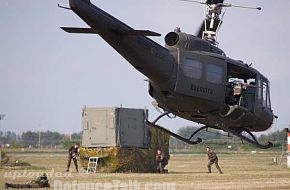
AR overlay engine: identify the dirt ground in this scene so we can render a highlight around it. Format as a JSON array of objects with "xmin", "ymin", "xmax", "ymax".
[{"xmin": 1, "ymin": 152, "xmax": 290, "ymax": 190}]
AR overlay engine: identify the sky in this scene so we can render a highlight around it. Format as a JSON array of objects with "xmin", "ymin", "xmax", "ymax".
[{"xmin": 0, "ymin": 0, "xmax": 289, "ymax": 135}]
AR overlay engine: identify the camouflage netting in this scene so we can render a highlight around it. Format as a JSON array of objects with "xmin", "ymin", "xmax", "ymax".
[
  {"xmin": 79, "ymin": 126, "xmax": 170, "ymax": 173},
  {"xmin": 0, "ymin": 151, "xmax": 9, "ymax": 166},
  {"xmin": 1, "ymin": 151, "xmax": 32, "ymax": 168}
]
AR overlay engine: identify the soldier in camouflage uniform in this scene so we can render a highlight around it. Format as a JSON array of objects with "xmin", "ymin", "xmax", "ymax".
[
  {"xmin": 4, "ymin": 173, "xmax": 50, "ymax": 189},
  {"xmin": 155, "ymin": 149, "xmax": 168, "ymax": 173},
  {"xmin": 66, "ymin": 143, "xmax": 79, "ymax": 172},
  {"xmin": 206, "ymin": 147, "xmax": 223, "ymax": 174}
]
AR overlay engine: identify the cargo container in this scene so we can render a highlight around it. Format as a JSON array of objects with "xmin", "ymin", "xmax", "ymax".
[{"xmin": 81, "ymin": 107, "xmax": 149, "ymax": 148}]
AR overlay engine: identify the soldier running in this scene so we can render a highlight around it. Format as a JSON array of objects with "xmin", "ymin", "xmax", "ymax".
[
  {"xmin": 5, "ymin": 173, "xmax": 50, "ymax": 189},
  {"xmin": 155, "ymin": 149, "xmax": 168, "ymax": 173},
  {"xmin": 206, "ymin": 147, "xmax": 223, "ymax": 174},
  {"xmin": 66, "ymin": 143, "xmax": 80, "ymax": 172}
]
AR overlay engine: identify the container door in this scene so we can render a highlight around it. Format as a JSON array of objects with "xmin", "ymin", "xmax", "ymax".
[
  {"xmin": 86, "ymin": 108, "xmax": 116, "ymax": 147},
  {"xmin": 118, "ymin": 108, "xmax": 147, "ymax": 148}
]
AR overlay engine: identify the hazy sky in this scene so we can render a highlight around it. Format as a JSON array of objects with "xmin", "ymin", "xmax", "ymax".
[{"xmin": 0, "ymin": 0, "xmax": 289, "ymax": 134}]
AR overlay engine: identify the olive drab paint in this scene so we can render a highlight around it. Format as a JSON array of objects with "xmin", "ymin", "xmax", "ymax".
[{"xmin": 61, "ymin": 0, "xmax": 276, "ymax": 149}]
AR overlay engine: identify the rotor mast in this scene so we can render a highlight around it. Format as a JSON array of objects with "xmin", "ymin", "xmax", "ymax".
[
  {"xmin": 180, "ymin": 0, "xmax": 262, "ymax": 46},
  {"xmin": 203, "ymin": 2, "xmax": 224, "ymax": 45}
]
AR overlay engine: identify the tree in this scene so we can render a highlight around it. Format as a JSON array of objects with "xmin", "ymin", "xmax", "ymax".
[
  {"xmin": 259, "ymin": 129, "xmax": 287, "ymax": 144},
  {"xmin": 0, "ymin": 131, "xmax": 17, "ymax": 145},
  {"xmin": 71, "ymin": 132, "xmax": 82, "ymax": 140},
  {"xmin": 170, "ymin": 126, "xmax": 222, "ymax": 148},
  {"xmin": 40, "ymin": 131, "xmax": 63, "ymax": 147},
  {"xmin": 21, "ymin": 131, "xmax": 38, "ymax": 147}
]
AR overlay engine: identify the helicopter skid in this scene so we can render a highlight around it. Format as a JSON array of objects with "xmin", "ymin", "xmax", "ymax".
[
  {"xmin": 148, "ymin": 112, "xmax": 273, "ymax": 149},
  {"xmin": 146, "ymin": 121, "xmax": 202, "ymax": 145}
]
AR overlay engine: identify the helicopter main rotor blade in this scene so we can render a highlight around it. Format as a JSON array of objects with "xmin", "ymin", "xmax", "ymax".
[
  {"xmin": 179, "ymin": 0, "xmax": 225, "ymax": 5},
  {"xmin": 179, "ymin": 0, "xmax": 261, "ymax": 11},
  {"xmin": 223, "ymin": 3, "xmax": 262, "ymax": 10},
  {"xmin": 179, "ymin": 0, "xmax": 207, "ymax": 5}
]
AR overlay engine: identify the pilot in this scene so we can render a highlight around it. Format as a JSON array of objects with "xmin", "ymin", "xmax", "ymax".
[{"xmin": 206, "ymin": 147, "xmax": 223, "ymax": 174}]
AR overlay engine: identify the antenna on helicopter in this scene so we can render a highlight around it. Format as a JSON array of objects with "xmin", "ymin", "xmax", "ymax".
[{"xmin": 179, "ymin": 0, "xmax": 261, "ymax": 46}]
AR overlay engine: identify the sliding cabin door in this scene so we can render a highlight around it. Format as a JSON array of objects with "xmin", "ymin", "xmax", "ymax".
[{"xmin": 174, "ymin": 50, "xmax": 226, "ymax": 103}]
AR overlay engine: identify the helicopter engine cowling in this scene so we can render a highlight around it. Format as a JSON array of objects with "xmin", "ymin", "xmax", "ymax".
[{"xmin": 165, "ymin": 31, "xmax": 225, "ymax": 55}]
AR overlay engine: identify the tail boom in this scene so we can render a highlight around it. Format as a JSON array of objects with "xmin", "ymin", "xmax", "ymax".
[{"xmin": 68, "ymin": 0, "xmax": 175, "ymax": 84}]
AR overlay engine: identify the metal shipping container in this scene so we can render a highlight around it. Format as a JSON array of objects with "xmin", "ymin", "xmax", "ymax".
[{"xmin": 81, "ymin": 107, "xmax": 149, "ymax": 148}]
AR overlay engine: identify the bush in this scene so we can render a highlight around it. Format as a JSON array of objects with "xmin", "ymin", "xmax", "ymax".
[
  {"xmin": 0, "ymin": 150, "xmax": 9, "ymax": 166},
  {"xmin": 10, "ymin": 160, "xmax": 31, "ymax": 167}
]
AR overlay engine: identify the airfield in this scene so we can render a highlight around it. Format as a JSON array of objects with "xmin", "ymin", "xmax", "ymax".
[{"xmin": 1, "ymin": 151, "xmax": 290, "ymax": 190}]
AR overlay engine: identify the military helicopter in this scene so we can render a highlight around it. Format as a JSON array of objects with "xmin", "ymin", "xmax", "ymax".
[{"xmin": 60, "ymin": 0, "xmax": 277, "ymax": 148}]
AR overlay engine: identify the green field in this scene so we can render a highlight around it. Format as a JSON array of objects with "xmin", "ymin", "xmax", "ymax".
[{"xmin": 1, "ymin": 152, "xmax": 290, "ymax": 190}]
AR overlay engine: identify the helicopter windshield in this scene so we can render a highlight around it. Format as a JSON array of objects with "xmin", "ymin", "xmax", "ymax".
[{"xmin": 260, "ymin": 78, "xmax": 271, "ymax": 109}]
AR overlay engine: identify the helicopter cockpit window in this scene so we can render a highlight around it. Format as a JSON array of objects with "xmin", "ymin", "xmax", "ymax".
[
  {"xmin": 262, "ymin": 82, "xmax": 267, "ymax": 107},
  {"xmin": 206, "ymin": 64, "xmax": 223, "ymax": 84},
  {"xmin": 262, "ymin": 80, "xmax": 271, "ymax": 109},
  {"xmin": 267, "ymin": 82, "xmax": 271, "ymax": 109},
  {"xmin": 182, "ymin": 58, "xmax": 202, "ymax": 79}
]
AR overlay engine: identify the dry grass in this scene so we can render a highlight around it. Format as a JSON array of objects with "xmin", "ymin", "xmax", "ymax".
[{"xmin": 1, "ymin": 152, "xmax": 290, "ymax": 190}]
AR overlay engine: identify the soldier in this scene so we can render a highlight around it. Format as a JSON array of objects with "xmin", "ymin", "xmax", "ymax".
[
  {"xmin": 66, "ymin": 143, "xmax": 80, "ymax": 172},
  {"xmin": 5, "ymin": 173, "xmax": 50, "ymax": 189},
  {"xmin": 155, "ymin": 149, "xmax": 168, "ymax": 173},
  {"xmin": 206, "ymin": 147, "xmax": 223, "ymax": 174}
]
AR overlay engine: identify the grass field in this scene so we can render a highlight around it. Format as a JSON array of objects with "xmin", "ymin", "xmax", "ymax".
[{"xmin": 1, "ymin": 152, "xmax": 290, "ymax": 190}]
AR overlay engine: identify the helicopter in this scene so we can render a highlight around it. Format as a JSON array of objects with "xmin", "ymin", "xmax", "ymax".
[{"xmin": 60, "ymin": 0, "xmax": 277, "ymax": 149}]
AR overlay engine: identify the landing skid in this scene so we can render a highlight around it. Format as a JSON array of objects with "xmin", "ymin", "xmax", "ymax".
[
  {"xmin": 149, "ymin": 112, "xmax": 273, "ymax": 149},
  {"xmin": 146, "ymin": 121, "xmax": 202, "ymax": 145},
  {"xmin": 148, "ymin": 111, "xmax": 201, "ymax": 145},
  {"xmin": 152, "ymin": 111, "xmax": 176, "ymax": 124},
  {"xmin": 229, "ymin": 128, "xmax": 273, "ymax": 149}
]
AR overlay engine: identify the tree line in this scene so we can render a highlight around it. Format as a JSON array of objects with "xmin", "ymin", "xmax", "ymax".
[
  {"xmin": 0, "ymin": 127, "xmax": 288, "ymax": 150},
  {"xmin": 0, "ymin": 130, "xmax": 81, "ymax": 148}
]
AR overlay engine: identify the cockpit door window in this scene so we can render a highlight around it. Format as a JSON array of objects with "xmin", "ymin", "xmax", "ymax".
[
  {"xmin": 182, "ymin": 58, "xmax": 203, "ymax": 79},
  {"xmin": 261, "ymin": 78, "xmax": 271, "ymax": 109},
  {"xmin": 206, "ymin": 64, "xmax": 223, "ymax": 84}
]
